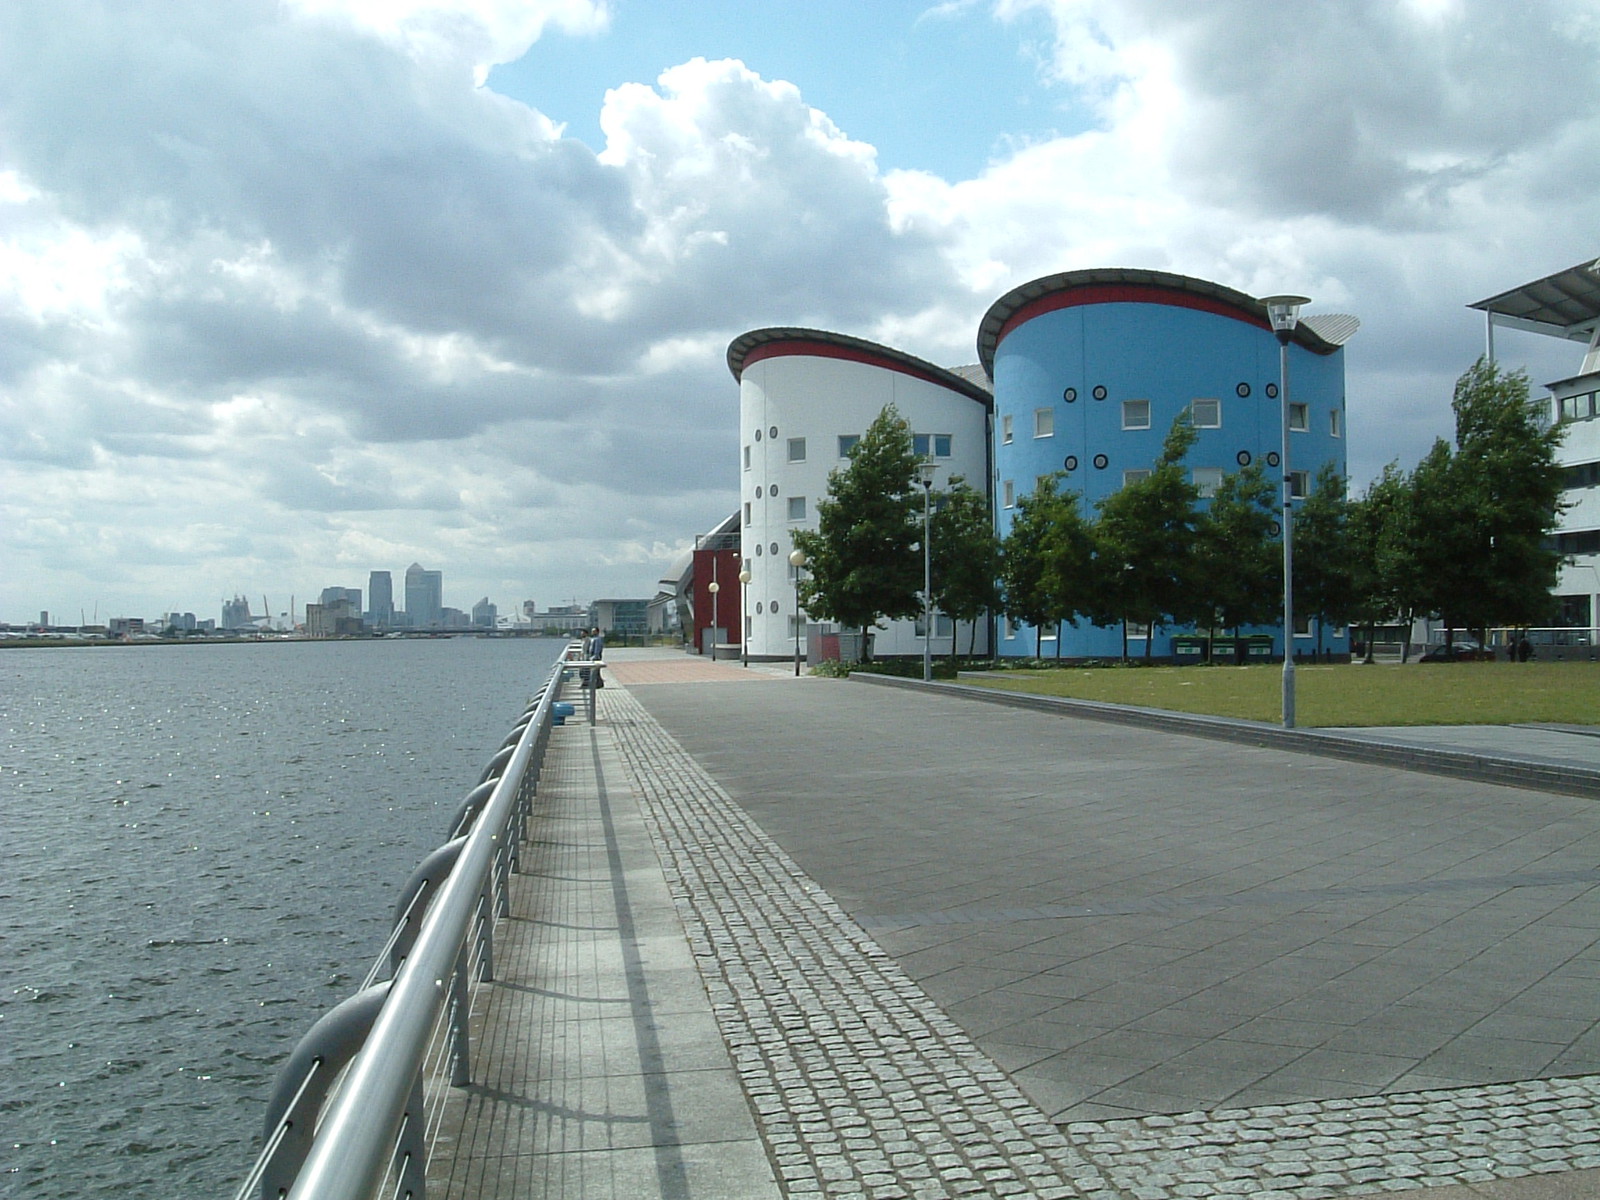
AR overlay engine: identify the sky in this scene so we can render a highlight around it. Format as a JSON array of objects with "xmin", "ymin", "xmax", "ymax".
[{"xmin": 3, "ymin": 0, "xmax": 1598, "ymax": 626}]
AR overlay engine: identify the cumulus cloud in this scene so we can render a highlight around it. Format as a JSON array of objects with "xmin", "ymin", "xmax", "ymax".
[{"xmin": 1, "ymin": 0, "xmax": 1597, "ymax": 620}]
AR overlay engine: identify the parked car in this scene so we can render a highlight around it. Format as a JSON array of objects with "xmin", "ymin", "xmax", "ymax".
[{"xmin": 1419, "ymin": 639, "xmax": 1493, "ymax": 662}]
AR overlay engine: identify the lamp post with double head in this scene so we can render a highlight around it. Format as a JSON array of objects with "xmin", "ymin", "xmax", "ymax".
[
  {"xmin": 788, "ymin": 548, "xmax": 807, "ymax": 676},
  {"xmin": 738, "ymin": 567, "xmax": 751, "ymax": 667},
  {"xmin": 916, "ymin": 459, "xmax": 938, "ymax": 682},
  {"xmin": 1262, "ymin": 294, "xmax": 1310, "ymax": 729}
]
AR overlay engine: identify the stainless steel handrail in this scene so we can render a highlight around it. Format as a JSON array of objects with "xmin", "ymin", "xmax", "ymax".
[{"xmin": 239, "ymin": 653, "xmax": 571, "ymax": 1200}]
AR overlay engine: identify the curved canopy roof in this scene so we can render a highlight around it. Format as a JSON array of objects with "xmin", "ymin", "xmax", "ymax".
[
  {"xmin": 977, "ymin": 267, "xmax": 1349, "ymax": 376},
  {"xmin": 1469, "ymin": 257, "xmax": 1600, "ymax": 343},
  {"xmin": 727, "ymin": 326, "xmax": 993, "ymax": 410}
]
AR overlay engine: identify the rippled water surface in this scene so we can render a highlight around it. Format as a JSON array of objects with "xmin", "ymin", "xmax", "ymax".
[{"xmin": 0, "ymin": 637, "xmax": 565, "ymax": 1198}]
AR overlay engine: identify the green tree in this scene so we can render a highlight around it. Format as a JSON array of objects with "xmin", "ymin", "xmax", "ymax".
[
  {"xmin": 929, "ymin": 475, "xmax": 999, "ymax": 663},
  {"xmin": 791, "ymin": 405, "xmax": 921, "ymax": 660},
  {"xmin": 1347, "ymin": 462, "xmax": 1416, "ymax": 662},
  {"xmin": 1191, "ymin": 462, "xmax": 1279, "ymax": 660},
  {"xmin": 1447, "ymin": 359, "xmax": 1565, "ymax": 639},
  {"xmin": 1292, "ymin": 462, "xmax": 1355, "ymax": 659},
  {"xmin": 1401, "ymin": 360, "xmax": 1564, "ymax": 653},
  {"xmin": 1092, "ymin": 416, "xmax": 1200, "ymax": 658},
  {"xmin": 1000, "ymin": 475, "xmax": 1065, "ymax": 658},
  {"xmin": 1000, "ymin": 474, "xmax": 1096, "ymax": 658}
]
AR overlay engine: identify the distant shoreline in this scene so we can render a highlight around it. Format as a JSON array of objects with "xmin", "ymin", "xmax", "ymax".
[{"xmin": 0, "ymin": 632, "xmax": 583, "ymax": 649}]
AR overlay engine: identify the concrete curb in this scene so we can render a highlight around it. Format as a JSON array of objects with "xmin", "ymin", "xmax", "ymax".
[{"xmin": 849, "ymin": 672, "xmax": 1600, "ymax": 800}]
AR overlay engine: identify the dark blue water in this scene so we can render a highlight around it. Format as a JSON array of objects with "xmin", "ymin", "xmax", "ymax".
[{"xmin": 0, "ymin": 637, "xmax": 565, "ymax": 1198}]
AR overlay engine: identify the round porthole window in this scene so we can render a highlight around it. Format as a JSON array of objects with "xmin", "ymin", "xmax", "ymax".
[
  {"xmin": 1093, "ymin": 453, "xmax": 1109, "ymax": 470},
  {"xmin": 1266, "ymin": 451, "xmax": 1281, "ymax": 467},
  {"xmin": 1237, "ymin": 450, "xmax": 1252, "ymax": 466},
  {"xmin": 1063, "ymin": 387, "xmax": 1078, "ymax": 403},
  {"xmin": 756, "ymin": 602, "xmax": 764, "ymax": 614},
  {"xmin": 770, "ymin": 542, "xmax": 779, "ymax": 555},
  {"xmin": 769, "ymin": 425, "xmax": 778, "ymax": 439},
  {"xmin": 754, "ymin": 429, "xmax": 762, "ymax": 441},
  {"xmin": 754, "ymin": 485, "xmax": 762, "ymax": 498},
  {"xmin": 1236, "ymin": 382, "xmax": 1251, "ymax": 398},
  {"xmin": 1063, "ymin": 455, "xmax": 1079, "ymax": 472},
  {"xmin": 771, "ymin": 599, "xmax": 780, "ymax": 612},
  {"xmin": 1092, "ymin": 385, "xmax": 1108, "ymax": 401},
  {"xmin": 755, "ymin": 544, "xmax": 763, "ymax": 556},
  {"xmin": 1268, "ymin": 521, "xmax": 1282, "ymax": 537},
  {"xmin": 1265, "ymin": 383, "xmax": 1279, "ymax": 399},
  {"xmin": 769, "ymin": 484, "xmax": 778, "ymax": 497}
]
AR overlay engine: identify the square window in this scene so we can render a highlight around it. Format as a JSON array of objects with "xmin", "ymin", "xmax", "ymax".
[
  {"xmin": 1289, "ymin": 403, "xmax": 1309, "ymax": 432},
  {"xmin": 1330, "ymin": 409, "xmax": 1342, "ymax": 438},
  {"xmin": 1003, "ymin": 479, "xmax": 1015, "ymax": 508},
  {"xmin": 1122, "ymin": 468, "xmax": 1151, "ymax": 488},
  {"xmin": 1003, "ymin": 617, "xmax": 1016, "ymax": 640},
  {"xmin": 1034, "ymin": 408, "xmax": 1054, "ymax": 438},
  {"xmin": 913, "ymin": 433, "xmax": 931, "ymax": 457},
  {"xmin": 787, "ymin": 496, "xmax": 806, "ymax": 521},
  {"xmin": 788, "ymin": 437, "xmax": 806, "ymax": 462},
  {"xmin": 789, "ymin": 614, "xmax": 805, "ymax": 635},
  {"xmin": 934, "ymin": 434, "xmax": 952, "ymax": 458},
  {"xmin": 1193, "ymin": 467, "xmax": 1223, "ymax": 497},
  {"xmin": 743, "ymin": 445, "xmax": 751, "ymax": 470},
  {"xmin": 1293, "ymin": 615, "xmax": 1312, "ymax": 636},
  {"xmin": 1001, "ymin": 414, "xmax": 1014, "ymax": 444},
  {"xmin": 743, "ymin": 502, "xmax": 751, "ymax": 526},
  {"xmin": 1190, "ymin": 398, "xmax": 1221, "ymax": 428},
  {"xmin": 838, "ymin": 434, "xmax": 859, "ymax": 457},
  {"xmin": 1127, "ymin": 621, "xmax": 1151, "ymax": 638},
  {"xmin": 1288, "ymin": 469, "xmax": 1309, "ymax": 499},
  {"xmin": 1122, "ymin": 399, "xmax": 1151, "ymax": 430},
  {"xmin": 1039, "ymin": 622, "xmax": 1058, "ymax": 641}
]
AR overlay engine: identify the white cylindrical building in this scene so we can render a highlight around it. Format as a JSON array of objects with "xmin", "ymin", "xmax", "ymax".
[{"xmin": 728, "ymin": 328, "xmax": 993, "ymax": 660}]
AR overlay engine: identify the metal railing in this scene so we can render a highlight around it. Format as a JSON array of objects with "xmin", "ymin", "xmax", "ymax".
[{"xmin": 233, "ymin": 651, "xmax": 576, "ymax": 1200}]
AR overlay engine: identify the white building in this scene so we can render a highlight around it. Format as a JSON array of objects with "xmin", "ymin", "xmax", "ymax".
[
  {"xmin": 727, "ymin": 328, "xmax": 993, "ymax": 660},
  {"xmin": 1471, "ymin": 258, "xmax": 1600, "ymax": 647}
]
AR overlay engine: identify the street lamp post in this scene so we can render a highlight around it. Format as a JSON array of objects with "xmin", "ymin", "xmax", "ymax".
[
  {"xmin": 788, "ymin": 548, "xmax": 807, "ymax": 676},
  {"xmin": 916, "ymin": 460, "xmax": 938, "ymax": 683},
  {"xmin": 738, "ymin": 568, "xmax": 751, "ymax": 667},
  {"xmin": 707, "ymin": 576, "xmax": 719, "ymax": 662},
  {"xmin": 1263, "ymin": 294, "xmax": 1310, "ymax": 729}
]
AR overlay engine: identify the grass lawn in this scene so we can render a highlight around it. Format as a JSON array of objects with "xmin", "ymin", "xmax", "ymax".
[{"xmin": 963, "ymin": 660, "xmax": 1600, "ymax": 727}]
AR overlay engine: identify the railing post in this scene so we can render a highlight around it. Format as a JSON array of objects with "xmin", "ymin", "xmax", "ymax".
[{"xmin": 450, "ymin": 942, "xmax": 472, "ymax": 1087}]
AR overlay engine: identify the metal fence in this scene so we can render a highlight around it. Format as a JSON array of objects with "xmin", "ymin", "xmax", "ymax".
[{"xmin": 232, "ymin": 651, "xmax": 574, "ymax": 1200}]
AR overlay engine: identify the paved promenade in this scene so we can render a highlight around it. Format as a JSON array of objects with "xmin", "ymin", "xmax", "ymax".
[{"xmin": 431, "ymin": 650, "xmax": 1600, "ymax": 1199}]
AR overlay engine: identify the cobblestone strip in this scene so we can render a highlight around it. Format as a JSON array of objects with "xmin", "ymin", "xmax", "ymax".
[
  {"xmin": 1066, "ymin": 1077, "xmax": 1600, "ymax": 1199},
  {"xmin": 603, "ymin": 686, "xmax": 1114, "ymax": 1200}
]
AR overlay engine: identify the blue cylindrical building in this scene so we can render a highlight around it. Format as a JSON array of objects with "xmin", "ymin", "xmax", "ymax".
[{"xmin": 979, "ymin": 268, "xmax": 1353, "ymax": 660}]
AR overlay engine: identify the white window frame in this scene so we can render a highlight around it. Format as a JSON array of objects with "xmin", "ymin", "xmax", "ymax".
[
  {"xmin": 1193, "ymin": 467, "xmax": 1224, "ymax": 498},
  {"xmin": 1034, "ymin": 408, "xmax": 1054, "ymax": 438},
  {"xmin": 1288, "ymin": 469, "xmax": 1309, "ymax": 499},
  {"xmin": 1330, "ymin": 409, "xmax": 1342, "ymax": 438},
  {"xmin": 787, "ymin": 496, "xmax": 806, "ymax": 521},
  {"xmin": 743, "ymin": 503, "xmax": 751, "ymax": 526},
  {"xmin": 838, "ymin": 434, "xmax": 859, "ymax": 457},
  {"xmin": 1122, "ymin": 468, "xmax": 1151, "ymax": 488},
  {"xmin": 933, "ymin": 434, "xmax": 953, "ymax": 458},
  {"xmin": 743, "ymin": 445, "xmax": 751, "ymax": 470},
  {"xmin": 1001, "ymin": 414, "xmax": 1014, "ymax": 444},
  {"xmin": 1122, "ymin": 399, "xmax": 1151, "ymax": 430},
  {"xmin": 1003, "ymin": 479, "xmax": 1015, "ymax": 508},
  {"xmin": 1190, "ymin": 398, "xmax": 1221, "ymax": 428},
  {"xmin": 1289, "ymin": 402, "xmax": 1309, "ymax": 432}
]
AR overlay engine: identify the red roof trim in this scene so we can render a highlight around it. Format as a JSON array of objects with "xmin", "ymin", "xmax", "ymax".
[
  {"xmin": 995, "ymin": 284, "xmax": 1270, "ymax": 351},
  {"xmin": 741, "ymin": 339, "xmax": 960, "ymax": 392}
]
